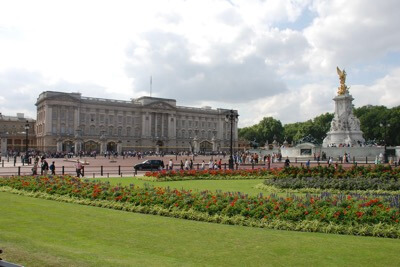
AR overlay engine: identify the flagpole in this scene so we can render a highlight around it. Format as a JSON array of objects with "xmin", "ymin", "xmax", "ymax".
[{"xmin": 150, "ymin": 76, "xmax": 152, "ymax": 97}]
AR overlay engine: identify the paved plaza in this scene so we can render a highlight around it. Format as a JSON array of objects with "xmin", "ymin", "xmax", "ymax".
[{"xmin": 0, "ymin": 153, "xmax": 388, "ymax": 177}]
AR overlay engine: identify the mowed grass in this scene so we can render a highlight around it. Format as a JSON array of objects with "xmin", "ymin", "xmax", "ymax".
[
  {"xmin": 1, "ymin": 192, "xmax": 400, "ymax": 266},
  {"xmin": 101, "ymin": 177, "xmax": 266, "ymax": 196}
]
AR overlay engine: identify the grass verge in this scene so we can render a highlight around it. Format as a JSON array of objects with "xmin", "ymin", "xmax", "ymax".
[
  {"xmin": 102, "ymin": 177, "xmax": 267, "ymax": 196},
  {"xmin": 1, "ymin": 192, "xmax": 400, "ymax": 266}
]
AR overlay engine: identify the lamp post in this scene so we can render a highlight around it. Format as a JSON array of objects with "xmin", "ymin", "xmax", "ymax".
[
  {"xmin": 225, "ymin": 110, "xmax": 239, "ymax": 170},
  {"xmin": 380, "ymin": 122, "xmax": 390, "ymax": 164},
  {"xmin": 24, "ymin": 120, "xmax": 30, "ymax": 164}
]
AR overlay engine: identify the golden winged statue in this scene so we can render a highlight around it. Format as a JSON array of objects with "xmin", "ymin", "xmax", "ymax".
[{"xmin": 336, "ymin": 66, "xmax": 348, "ymax": 95}]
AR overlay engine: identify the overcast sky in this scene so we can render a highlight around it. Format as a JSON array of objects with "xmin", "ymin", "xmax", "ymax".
[{"xmin": 1, "ymin": 0, "xmax": 400, "ymax": 127}]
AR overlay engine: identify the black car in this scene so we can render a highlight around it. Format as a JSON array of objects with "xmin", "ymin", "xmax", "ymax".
[{"xmin": 134, "ymin": 160, "xmax": 164, "ymax": 171}]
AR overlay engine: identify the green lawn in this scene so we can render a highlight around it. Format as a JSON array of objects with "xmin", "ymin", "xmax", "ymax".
[
  {"xmin": 1, "ymin": 192, "xmax": 400, "ymax": 266},
  {"xmin": 101, "ymin": 177, "xmax": 266, "ymax": 196}
]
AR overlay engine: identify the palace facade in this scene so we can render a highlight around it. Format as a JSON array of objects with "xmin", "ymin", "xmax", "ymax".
[
  {"xmin": 0, "ymin": 113, "xmax": 36, "ymax": 155},
  {"xmin": 35, "ymin": 91, "xmax": 238, "ymax": 153}
]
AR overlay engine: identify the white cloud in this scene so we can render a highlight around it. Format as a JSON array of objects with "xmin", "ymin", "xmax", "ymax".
[
  {"xmin": 351, "ymin": 67, "xmax": 400, "ymax": 108},
  {"xmin": 304, "ymin": 0, "xmax": 400, "ymax": 72},
  {"xmin": 0, "ymin": 0, "xmax": 399, "ymax": 128}
]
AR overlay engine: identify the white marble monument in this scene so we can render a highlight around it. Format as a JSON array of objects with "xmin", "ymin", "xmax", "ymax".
[{"xmin": 322, "ymin": 67, "xmax": 365, "ymax": 147}]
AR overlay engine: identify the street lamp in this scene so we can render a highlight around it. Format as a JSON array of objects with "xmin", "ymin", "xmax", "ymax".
[
  {"xmin": 225, "ymin": 110, "xmax": 239, "ymax": 170},
  {"xmin": 24, "ymin": 120, "xmax": 30, "ymax": 164},
  {"xmin": 380, "ymin": 122, "xmax": 390, "ymax": 164}
]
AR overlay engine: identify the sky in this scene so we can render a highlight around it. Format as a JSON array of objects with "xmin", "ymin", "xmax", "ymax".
[{"xmin": 1, "ymin": 0, "xmax": 400, "ymax": 127}]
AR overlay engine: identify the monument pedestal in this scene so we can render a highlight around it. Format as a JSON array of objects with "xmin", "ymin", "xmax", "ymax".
[{"xmin": 323, "ymin": 94, "xmax": 365, "ymax": 147}]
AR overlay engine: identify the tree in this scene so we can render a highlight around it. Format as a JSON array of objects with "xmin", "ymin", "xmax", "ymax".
[
  {"xmin": 240, "ymin": 105, "xmax": 399, "ymax": 146},
  {"xmin": 238, "ymin": 117, "xmax": 283, "ymax": 145},
  {"xmin": 257, "ymin": 117, "xmax": 284, "ymax": 144}
]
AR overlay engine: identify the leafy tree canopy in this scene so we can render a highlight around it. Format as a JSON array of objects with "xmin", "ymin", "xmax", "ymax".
[{"xmin": 239, "ymin": 105, "xmax": 399, "ymax": 145}]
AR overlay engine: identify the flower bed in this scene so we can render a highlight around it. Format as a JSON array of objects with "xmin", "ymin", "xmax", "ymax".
[
  {"xmin": 143, "ymin": 165, "xmax": 400, "ymax": 181},
  {"xmin": 143, "ymin": 169, "xmax": 276, "ymax": 180},
  {"xmin": 264, "ymin": 176, "xmax": 400, "ymax": 191},
  {"xmin": 255, "ymin": 183, "xmax": 400, "ymax": 196},
  {"xmin": 1, "ymin": 175, "xmax": 400, "ymax": 238}
]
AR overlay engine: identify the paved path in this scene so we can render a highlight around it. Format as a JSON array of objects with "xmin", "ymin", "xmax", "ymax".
[{"xmin": 0, "ymin": 154, "xmax": 392, "ymax": 177}]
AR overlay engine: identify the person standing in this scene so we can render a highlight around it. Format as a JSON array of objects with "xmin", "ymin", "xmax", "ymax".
[
  {"xmin": 32, "ymin": 161, "xmax": 38, "ymax": 175},
  {"xmin": 168, "ymin": 159, "xmax": 173, "ymax": 170},
  {"xmin": 208, "ymin": 159, "xmax": 213, "ymax": 170},
  {"xmin": 42, "ymin": 159, "xmax": 49, "ymax": 176},
  {"xmin": 50, "ymin": 161, "xmax": 56, "ymax": 175},
  {"xmin": 184, "ymin": 159, "xmax": 189, "ymax": 170},
  {"xmin": 75, "ymin": 160, "xmax": 82, "ymax": 178},
  {"xmin": 201, "ymin": 160, "xmax": 205, "ymax": 170},
  {"xmin": 284, "ymin": 157, "xmax": 290, "ymax": 168},
  {"xmin": 306, "ymin": 159, "xmax": 310, "ymax": 168}
]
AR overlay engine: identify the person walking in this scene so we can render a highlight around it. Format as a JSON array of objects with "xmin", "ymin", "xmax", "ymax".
[
  {"xmin": 168, "ymin": 159, "xmax": 173, "ymax": 170},
  {"xmin": 50, "ymin": 161, "xmax": 56, "ymax": 175}
]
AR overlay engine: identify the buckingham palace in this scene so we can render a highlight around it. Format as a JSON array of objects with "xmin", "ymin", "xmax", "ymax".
[{"xmin": 35, "ymin": 91, "xmax": 238, "ymax": 154}]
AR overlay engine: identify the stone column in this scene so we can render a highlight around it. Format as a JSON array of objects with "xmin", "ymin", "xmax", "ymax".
[
  {"xmin": 0, "ymin": 137, "xmax": 7, "ymax": 155},
  {"xmin": 100, "ymin": 142, "xmax": 106, "ymax": 154},
  {"xmin": 168, "ymin": 114, "xmax": 176, "ymax": 139},
  {"xmin": 45, "ymin": 106, "xmax": 52, "ymax": 134},
  {"xmin": 212, "ymin": 137, "xmax": 217, "ymax": 151},
  {"xmin": 161, "ymin": 113, "xmax": 164, "ymax": 137},
  {"xmin": 56, "ymin": 139, "xmax": 63, "ymax": 152},
  {"xmin": 193, "ymin": 137, "xmax": 199, "ymax": 153},
  {"xmin": 141, "ymin": 112, "xmax": 147, "ymax": 137},
  {"xmin": 75, "ymin": 139, "xmax": 82, "ymax": 153},
  {"xmin": 117, "ymin": 141, "xmax": 122, "ymax": 154}
]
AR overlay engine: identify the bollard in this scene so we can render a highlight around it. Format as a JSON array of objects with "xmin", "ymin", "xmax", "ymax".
[
  {"xmin": 118, "ymin": 165, "xmax": 121, "ymax": 175},
  {"xmin": 93, "ymin": 173, "xmax": 95, "ymax": 178},
  {"xmin": 7, "ymin": 156, "xmax": 9, "ymax": 162},
  {"xmin": 224, "ymin": 163, "xmax": 227, "ymax": 170},
  {"xmin": 295, "ymin": 157, "xmax": 297, "ymax": 163},
  {"xmin": 252, "ymin": 163, "xmax": 254, "ymax": 169},
  {"xmin": 353, "ymin": 156, "xmax": 355, "ymax": 164},
  {"xmin": 22, "ymin": 160, "xmax": 24, "ymax": 166},
  {"xmin": 62, "ymin": 166, "xmax": 65, "ymax": 175},
  {"xmin": 101, "ymin": 166, "xmax": 103, "ymax": 176},
  {"xmin": 366, "ymin": 157, "xmax": 368, "ymax": 164},
  {"xmin": 107, "ymin": 173, "xmax": 109, "ymax": 178},
  {"xmin": 18, "ymin": 166, "xmax": 21, "ymax": 176},
  {"xmin": 197, "ymin": 163, "xmax": 199, "ymax": 170},
  {"xmin": 2, "ymin": 160, "xmax": 4, "ymax": 167},
  {"xmin": 121, "ymin": 173, "xmax": 123, "ymax": 177}
]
